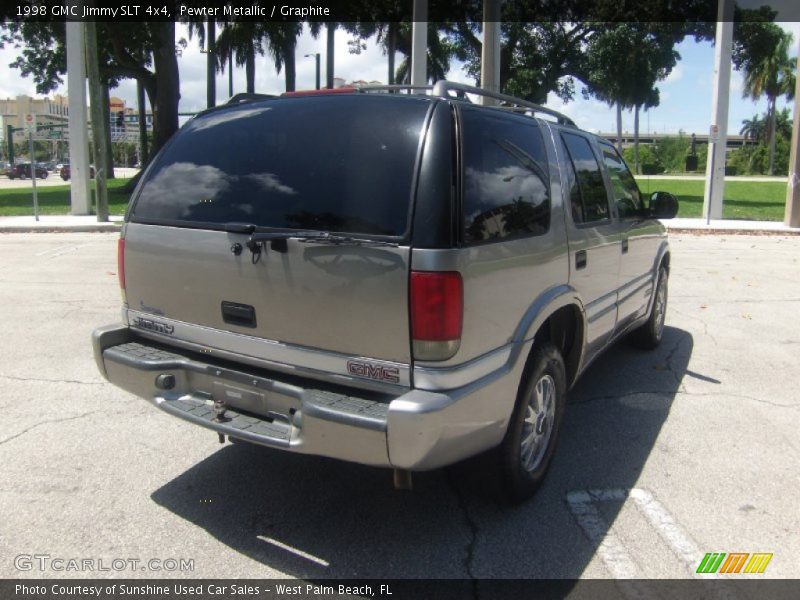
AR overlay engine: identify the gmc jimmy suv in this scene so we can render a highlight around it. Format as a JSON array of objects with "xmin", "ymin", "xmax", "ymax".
[{"xmin": 93, "ymin": 81, "xmax": 678, "ymax": 501}]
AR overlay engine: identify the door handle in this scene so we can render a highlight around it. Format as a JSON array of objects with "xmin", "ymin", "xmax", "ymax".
[
  {"xmin": 221, "ymin": 301, "xmax": 257, "ymax": 328},
  {"xmin": 575, "ymin": 250, "xmax": 587, "ymax": 270},
  {"xmin": 621, "ymin": 238, "xmax": 629, "ymax": 254}
]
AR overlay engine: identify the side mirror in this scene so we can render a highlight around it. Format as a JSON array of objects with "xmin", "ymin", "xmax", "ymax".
[{"xmin": 650, "ymin": 191, "xmax": 679, "ymax": 219}]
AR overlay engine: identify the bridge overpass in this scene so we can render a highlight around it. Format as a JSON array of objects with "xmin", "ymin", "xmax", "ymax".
[{"xmin": 598, "ymin": 132, "xmax": 747, "ymax": 149}]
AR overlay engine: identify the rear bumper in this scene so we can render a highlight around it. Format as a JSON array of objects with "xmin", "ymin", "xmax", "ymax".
[{"xmin": 92, "ymin": 325, "xmax": 524, "ymax": 470}]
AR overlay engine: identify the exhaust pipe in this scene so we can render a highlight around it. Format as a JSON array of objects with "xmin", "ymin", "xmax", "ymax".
[{"xmin": 393, "ymin": 469, "xmax": 413, "ymax": 490}]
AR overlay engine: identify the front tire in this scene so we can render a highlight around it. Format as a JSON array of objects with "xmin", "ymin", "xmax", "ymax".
[
  {"xmin": 629, "ymin": 265, "xmax": 668, "ymax": 350},
  {"xmin": 498, "ymin": 343, "xmax": 566, "ymax": 503}
]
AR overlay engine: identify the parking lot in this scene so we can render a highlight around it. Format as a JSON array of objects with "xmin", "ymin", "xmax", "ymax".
[
  {"xmin": 0, "ymin": 231, "xmax": 798, "ymax": 581},
  {"xmin": 0, "ymin": 168, "xmax": 140, "ymax": 189}
]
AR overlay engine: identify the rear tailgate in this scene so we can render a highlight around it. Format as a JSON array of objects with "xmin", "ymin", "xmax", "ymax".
[{"xmin": 123, "ymin": 95, "xmax": 433, "ymax": 388}]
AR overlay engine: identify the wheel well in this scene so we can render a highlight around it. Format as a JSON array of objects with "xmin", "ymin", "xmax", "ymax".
[
  {"xmin": 531, "ymin": 305, "xmax": 583, "ymax": 388},
  {"xmin": 660, "ymin": 251, "xmax": 670, "ymax": 273}
]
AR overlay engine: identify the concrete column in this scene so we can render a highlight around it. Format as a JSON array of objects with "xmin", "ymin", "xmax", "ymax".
[
  {"xmin": 702, "ymin": 0, "xmax": 734, "ymax": 222},
  {"xmin": 66, "ymin": 21, "xmax": 91, "ymax": 215},
  {"xmin": 785, "ymin": 49, "xmax": 800, "ymax": 227},
  {"xmin": 480, "ymin": 0, "xmax": 501, "ymax": 105},
  {"xmin": 411, "ymin": 0, "xmax": 427, "ymax": 86}
]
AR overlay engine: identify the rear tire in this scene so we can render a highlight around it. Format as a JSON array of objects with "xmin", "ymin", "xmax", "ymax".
[
  {"xmin": 497, "ymin": 342, "xmax": 566, "ymax": 503},
  {"xmin": 629, "ymin": 266, "xmax": 668, "ymax": 350}
]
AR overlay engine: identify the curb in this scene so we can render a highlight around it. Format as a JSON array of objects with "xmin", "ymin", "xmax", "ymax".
[
  {"xmin": 665, "ymin": 227, "xmax": 800, "ymax": 236},
  {"xmin": 0, "ymin": 225, "xmax": 122, "ymax": 233}
]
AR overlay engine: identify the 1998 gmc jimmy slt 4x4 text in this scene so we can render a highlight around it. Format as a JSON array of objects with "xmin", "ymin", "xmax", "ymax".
[{"xmin": 93, "ymin": 81, "xmax": 678, "ymax": 502}]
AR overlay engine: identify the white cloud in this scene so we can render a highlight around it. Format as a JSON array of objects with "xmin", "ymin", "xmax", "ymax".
[
  {"xmin": 777, "ymin": 21, "xmax": 800, "ymax": 47},
  {"xmin": 730, "ymin": 70, "xmax": 744, "ymax": 94},
  {"xmin": 664, "ymin": 65, "xmax": 683, "ymax": 84}
]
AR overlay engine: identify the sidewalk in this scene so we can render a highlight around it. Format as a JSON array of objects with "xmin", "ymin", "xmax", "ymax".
[
  {"xmin": 1, "ymin": 214, "xmax": 799, "ymax": 235},
  {"xmin": 0, "ymin": 215, "xmax": 123, "ymax": 233},
  {"xmin": 664, "ymin": 218, "xmax": 800, "ymax": 235}
]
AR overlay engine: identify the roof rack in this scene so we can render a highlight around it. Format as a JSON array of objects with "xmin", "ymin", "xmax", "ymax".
[
  {"xmin": 354, "ymin": 84, "xmax": 434, "ymax": 95},
  {"xmin": 226, "ymin": 92, "xmax": 277, "ymax": 105},
  {"xmin": 432, "ymin": 81, "xmax": 575, "ymax": 126},
  {"xmin": 355, "ymin": 80, "xmax": 575, "ymax": 127}
]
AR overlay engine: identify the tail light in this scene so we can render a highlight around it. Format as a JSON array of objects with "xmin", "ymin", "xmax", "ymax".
[
  {"xmin": 117, "ymin": 238, "xmax": 126, "ymax": 291},
  {"xmin": 410, "ymin": 271, "xmax": 463, "ymax": 361}
]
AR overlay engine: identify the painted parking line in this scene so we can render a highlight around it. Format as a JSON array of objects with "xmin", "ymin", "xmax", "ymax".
[
  {"xmin": 256, "ymin": 535, "xmax": 330, "ymax": 567},
  {"xmin": 566, "ymin": 488, "xmax": 711, "ymax": 579}
]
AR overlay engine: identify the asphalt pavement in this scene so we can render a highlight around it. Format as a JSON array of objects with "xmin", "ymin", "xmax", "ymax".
[{"xmin": 0, "ymin": 232, "xmax": 798, "ymax": 581}]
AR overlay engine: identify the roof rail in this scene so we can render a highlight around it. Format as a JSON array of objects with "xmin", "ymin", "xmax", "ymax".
[
  {"xmin": 354, "ymin": 80, "xmax": 574, "ymax": 126},
  {"xmin": 431, "ymin": 81, "xmax": 575, "ymax": 126},
  {"xmin": 355, "ymin": 84, "xmax": 434, "ymax": 95},
  {"xmin": 226, "ymin": 92, "xmax": 277, "ymax": 105},
  {"xmin": 281, "ymin": 88, "xmax": 357, "ymax": 97}
]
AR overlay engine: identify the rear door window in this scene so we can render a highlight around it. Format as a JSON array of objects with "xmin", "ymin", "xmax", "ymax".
[
  {"xmin": 560, "ymin": 133, "xmax": 610, "ymax": 223},
  {"xmin": 460, "ymin": 107, "xmax": 550, "ymax": 244},
  {"xmin": 599, "ymin": 142, "xmax": 643, "ymax": 219},
  {"xmin": 131, "ymin": 95, "xmax": 431, "ymax": 236}
]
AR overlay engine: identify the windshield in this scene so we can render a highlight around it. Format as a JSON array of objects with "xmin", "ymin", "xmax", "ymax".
[{"xmin": 131, "ymin": 95, "xmax": 430, "ymax": 236}]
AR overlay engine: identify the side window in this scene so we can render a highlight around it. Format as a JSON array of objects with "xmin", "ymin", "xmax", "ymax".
[
  {"xmin": 561, "ymin": 133, "xmax": 610, "ymax": 223},
  {"xmin": 557, "ymin": 136, "xmax": 584, "ymax": 224},
  {"xmin": 461, "ymin": 108, "xmax": 550, "ymax": 244},
  {"xmin": 600, "ymin": 143, "xmax": 643, "ymax": 219}
]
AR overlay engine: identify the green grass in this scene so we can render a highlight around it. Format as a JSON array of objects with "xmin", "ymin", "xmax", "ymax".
[
  {"xmin": 0, "ymin": 176, "xmax": 788, "ymax": 222},
  {"xmin": 0, "ymin": 178, "xmax": 132, "ymax": 216},
  {"xmin": 636, "ymin": 178, "xmax": 787, "ymax": 221}
]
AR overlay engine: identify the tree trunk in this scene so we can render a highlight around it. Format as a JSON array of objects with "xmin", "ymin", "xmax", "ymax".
[
  {"xmin": 634, "ymin": 104, "xmax": 640, "ymax": 174},
  {"xmin": 387, "ymin": 23, "xmax": 397, "ymax": 85},
  {"xmin": 283, "ymin": 37, "xmax": 296, "ymax": 92},
  {"xmin": 85, "ymin": 21, "xmax": 109, "ymax": 221},
  {"xmin": 326, "ymin": 23, "xmax": 335, "ymax": 89},
  {"xmin": 101, "ymin": 79, "xmax": 115, "ymax": 179},
  {"xmin": 151, "ymin": 21, "xmax": 180, "ymax": 156},
  {"xmin": 616, "ymin": 103, "xmax": 623, "ymax": 153},
  {"xmin": 768, "ymin": 96, "xmax": 777, "ymax": 176},
  {"xmin": 207, "ymin": 18, "xmax": 216, "ymax": 108},
  {"xmin": 245, "ymin": 46, "xmax": 255, "ymax": 93}
]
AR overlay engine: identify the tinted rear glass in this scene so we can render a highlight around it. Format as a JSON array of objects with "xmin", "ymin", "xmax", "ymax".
[
  {"xmin": 460, "ymin": 107, "xmax": 550, "ymax": 244},
  {"xmin": 131, "ymin": 96, "xmax": 430, "ymax": 236}
]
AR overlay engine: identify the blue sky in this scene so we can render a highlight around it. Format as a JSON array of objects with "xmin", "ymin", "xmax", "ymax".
[
  {"xmin": 544, "ymin": 28, "xmax": 799, "ymax": 136},
  {"xmin": 1, "ymin": 22, "xmax": 797, "ymax": 137}
]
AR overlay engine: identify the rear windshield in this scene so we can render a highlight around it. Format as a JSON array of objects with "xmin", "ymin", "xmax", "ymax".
[{"xmin": 131, "ymin": 95, "xmax": 430, "ymax": 236}]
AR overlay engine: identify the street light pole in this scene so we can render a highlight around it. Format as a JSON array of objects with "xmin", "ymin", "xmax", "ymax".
[
  {"xmin": 228, "ymin": 54, "xmax": 233, "ymax": 97},
  {"xmin": 305, "ymin": 53, "xmax": 320, "ymax": 90}
]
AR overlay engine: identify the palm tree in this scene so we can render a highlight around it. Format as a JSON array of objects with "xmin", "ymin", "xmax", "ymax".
[
  {"xmin": 216, "ymin": 22, "xmax": 264, "ymax": 94},
  {"xmin": 186, "ymin": 19, "xmax": 217, "ymax": 107},
  {"xmin": 261, "ymin": 23, "xmax": 303, "ymax": 92},
  {"xmin": 394, "ymin": 23, "xmax": 453, "ymax": 84},
  {"xmin": 742, "ymin": 32, "xmax": 796, "ymax": 175},
  {"xmin": 739, "ymin": 114, "xmax": 765, "ymax": 146}
]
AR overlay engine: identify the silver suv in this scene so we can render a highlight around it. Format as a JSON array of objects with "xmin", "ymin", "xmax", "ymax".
[{"xmin": 93, "ymin": 81, "xmax": 678, "ymax": 502}]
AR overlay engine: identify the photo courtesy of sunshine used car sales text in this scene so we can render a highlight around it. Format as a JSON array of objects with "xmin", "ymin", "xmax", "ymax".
[{"xmin": 13, "ymin": 583, "xmax": 392, "ymax": 597}]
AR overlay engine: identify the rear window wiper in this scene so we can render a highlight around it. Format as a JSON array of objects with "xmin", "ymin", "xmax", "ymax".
[
  {"xmin": 251, "ymin": 230, "xmax": 397, "ymax": 247},
  {"xmin": 242, "ymin": 230, "xmax": 398, "ymax": 262}
]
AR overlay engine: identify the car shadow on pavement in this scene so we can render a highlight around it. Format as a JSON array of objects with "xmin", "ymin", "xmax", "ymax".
[{"xmin": 151, "ymin": 326, "xmax": 694, "ymax": 580}]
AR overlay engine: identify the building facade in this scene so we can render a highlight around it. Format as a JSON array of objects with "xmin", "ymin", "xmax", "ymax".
[
  {"xmin": 0, "ymin": 94, "xmax": 70, "ymax": 140},
  {"xmin": 1, "ymin": 94, "xmax": 152, "ymax": 142}
]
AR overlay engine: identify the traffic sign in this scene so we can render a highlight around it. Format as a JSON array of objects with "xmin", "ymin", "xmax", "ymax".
[
  {"xmin": 24, "ymin": 113, "xmax": 36, "ymax": 134},
  {"xmin": 708, "ymin": 124, "xmax": 720, "ymax": 144}
]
